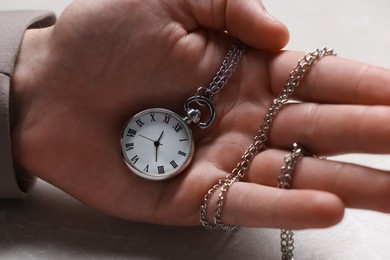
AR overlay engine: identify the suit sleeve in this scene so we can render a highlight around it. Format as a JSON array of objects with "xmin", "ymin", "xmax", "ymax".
[{"xmin": 0, "ymin": 11, "xmax": 56, "ymax": 199}]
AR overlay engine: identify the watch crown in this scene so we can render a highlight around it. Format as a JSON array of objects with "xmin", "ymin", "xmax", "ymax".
[{"xmin": 185, "ymin": 108, "xmax": 201, "ymax": 125}]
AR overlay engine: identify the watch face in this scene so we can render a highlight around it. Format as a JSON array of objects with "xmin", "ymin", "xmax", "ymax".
[{"xmin": 121, "ymin": 108, "xmax": 194, "ymax": 180}]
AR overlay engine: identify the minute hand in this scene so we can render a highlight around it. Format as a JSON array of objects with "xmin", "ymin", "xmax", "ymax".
[{"xmin": 139, "ymin": 134, "xmax": 162, "ymax": 146}]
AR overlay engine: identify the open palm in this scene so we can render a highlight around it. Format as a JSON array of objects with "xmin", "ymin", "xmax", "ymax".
[{"xmin": 12, "ymin": 0, "xmax": 389, "ymax": 229}]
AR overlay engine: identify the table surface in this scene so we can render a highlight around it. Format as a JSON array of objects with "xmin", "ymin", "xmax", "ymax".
[{"xmin": 1, "ymin": 1, "xmax": 390, "ymax": 259}]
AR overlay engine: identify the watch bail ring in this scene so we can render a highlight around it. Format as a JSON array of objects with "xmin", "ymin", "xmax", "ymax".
[
  {"xmin": 184, "ymin": 96, "xmax": 215, "ymax": 129},
  {"xmin": 194, "ymin": 86, "xmax": 213, "ymax": 105}
]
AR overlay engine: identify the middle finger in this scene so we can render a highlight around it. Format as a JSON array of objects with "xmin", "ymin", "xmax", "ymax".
[{"xmin": 268, "ymin": 102, "xmax": 390, "ymax": 155}]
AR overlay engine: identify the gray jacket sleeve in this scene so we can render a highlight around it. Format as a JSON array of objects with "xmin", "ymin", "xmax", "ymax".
[{"xmin": 0, "ymin": 11, "xmax": 56, "ymax": 199}]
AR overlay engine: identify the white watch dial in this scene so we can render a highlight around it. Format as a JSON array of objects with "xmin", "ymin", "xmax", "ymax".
[{"xmin": 121, "ymin": 108, "xmax": 194, "ymax": 180}]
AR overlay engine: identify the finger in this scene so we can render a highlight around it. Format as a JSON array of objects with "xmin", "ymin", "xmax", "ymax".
[
  {"xmin": 268, "ymin": 102, "xmax": 390, "ymax": 155},
  {"xmin": 184, "ymin": 0, "xmax": 289, "ymax": 50},
  {"xmin": 268, "ymin": 51, "xmax": 390, "ymax": 105},
  {"xmin": 244, "ymin": 149, "xmax": 390, "ymax": 214},
  {"xmin": 205, "ymin": 181, "xmax": 344, "ymax": 229}
]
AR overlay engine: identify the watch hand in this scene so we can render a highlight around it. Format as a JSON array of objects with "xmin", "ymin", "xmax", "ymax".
[
  {"xmin": 139, "ymin": 134, "xmax": 163, "ymax": 146},
  {"xmin": 153, "ymin": 131, "xmax": 165, "ymax": 147},
  {"xmin": 154, "ymin": 131, "xmax": 164, "ymax": 162},
  {"xmin": 157, "ymin": 131, "xmax": 164, "ymax": 143},
  {"xmin": 155, "ymin": 145, "xmax": 158, "ymax": 162},
  {"xmin": 139, "ymin": 134, "xmax": 155, "ymax": 143}
]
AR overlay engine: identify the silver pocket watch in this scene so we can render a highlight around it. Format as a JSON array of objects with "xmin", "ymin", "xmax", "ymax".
[{"xmin": 120, "ymin": 41, "xmax": 245, "ymax": 180}]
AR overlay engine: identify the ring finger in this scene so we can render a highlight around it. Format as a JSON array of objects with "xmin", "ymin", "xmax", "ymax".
[{"xmin": 244, "ymin": 148, "xmax": 390, "ymax": 213}]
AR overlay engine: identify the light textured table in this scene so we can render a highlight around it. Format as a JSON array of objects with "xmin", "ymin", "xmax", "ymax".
[{"xmin": 1, "ymin": 1, "xmax": 389, "ymax": 259}]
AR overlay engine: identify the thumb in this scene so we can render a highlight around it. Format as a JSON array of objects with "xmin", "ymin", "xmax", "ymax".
[{"xmin": 186, "ymin": 0, "xmax": 289, "ymax": 50}]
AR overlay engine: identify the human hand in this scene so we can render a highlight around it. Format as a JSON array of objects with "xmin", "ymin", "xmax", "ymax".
[
  {"xmin": 11, "ymin": 0, "xmax": 288, "ymax": 225},
  {"xmin": 11, "ymin": 0, "xmax": 389, "ymax": 229}
]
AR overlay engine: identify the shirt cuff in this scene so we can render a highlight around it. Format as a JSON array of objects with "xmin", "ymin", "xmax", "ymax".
[{"xmin": 0, "ymin": 10, "xmax": 56, "ymax": 198}]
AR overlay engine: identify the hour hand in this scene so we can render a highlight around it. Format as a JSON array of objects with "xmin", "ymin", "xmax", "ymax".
[
  {"xmin": 154, "ymin": 131, "xmax": 165, "ymax": 162},
  {"xmin": 157, "ymin": 131, "xmax": 164, "ymax": 143}
]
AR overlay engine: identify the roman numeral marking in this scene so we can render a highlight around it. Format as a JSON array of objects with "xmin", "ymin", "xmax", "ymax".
[
  {"xmin": 144, "ymin": 165, "xmax": 149, "ymax": 172},
  {"xmin": 130, "ymin": 155, "xmax": 139, "ymax": 164},
  {"xmin": 178, "ymin": 151, "xmax": 187, "ymax": 157},
  {"xmin": 150, "ymin": 113, "xmax": 156, "ymax": 122},
  {"xmin": 158, "ymin": 165, "xmax": 165, "ymax": 174},
  {"xmin": 173, "ymin": 123, "xmax": 183, "ymax": 133},
  {"xmin": 127, "ymin": 129, "xmax": 137, "ymax": 137},
  {"xmin": 163, "ymin": 115, "xmax": 171, "ymax": 124},
  {"xmin": 125, "ymin": 143, "xmax": 134, "ymax": 151},
  {"xmin": 136, "ymin": 118, "xmax": 145, "ymax": 127},
  {"xmin": 170, "ymin": 160, "xmax": 178, "ymax": 169}
]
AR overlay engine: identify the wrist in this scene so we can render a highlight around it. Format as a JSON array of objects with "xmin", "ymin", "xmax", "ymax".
[{"xmin": 11, "ymin": 27, "xmax": 52, "ymax": 177}]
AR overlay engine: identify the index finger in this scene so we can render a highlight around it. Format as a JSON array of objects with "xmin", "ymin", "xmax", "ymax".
[
  {"xmin": 181, "ymin": 0, "xmax": 289, "ymax": 50},
  {"xmin": 269, "ymin": 51, "xmax": 390, "ymax": 105}
]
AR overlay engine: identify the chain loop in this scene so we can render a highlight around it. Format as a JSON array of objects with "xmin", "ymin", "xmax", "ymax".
[{"xmin": 278, "ymin": 143, "xmax": 317, "ymax": 260}]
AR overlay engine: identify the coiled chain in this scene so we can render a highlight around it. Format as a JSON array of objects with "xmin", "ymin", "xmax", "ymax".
[{"xmin": 199, "ymin": 48, "xmax": 336, "ymax": 232}]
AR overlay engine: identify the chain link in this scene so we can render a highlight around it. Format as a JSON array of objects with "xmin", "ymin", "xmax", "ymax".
[
  {"xmin": 281, "ymin": 229, "xmax": 295, "ymax": 260},
  {"xmin": 205, "ymin": 40, "xmax": 247, "ymax": 99},
  {"xmin": 199, "ymin": 48, "xmax": 336, "ymax": 232},
  {"xmin": 278, "ymin": 143, "xmax": 312, "ymax": 189}
]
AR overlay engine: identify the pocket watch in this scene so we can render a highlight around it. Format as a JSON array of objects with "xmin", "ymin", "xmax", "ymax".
[
  {"xmin": 121, "ymin": 108, "xmax": 195, "ymax": 181},
  {"xmin": 120, "ymin": 41, "xmax": 246, "ymax": 181}
]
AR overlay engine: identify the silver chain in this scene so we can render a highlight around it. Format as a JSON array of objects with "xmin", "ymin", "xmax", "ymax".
[
  {"xmin": 185, "ymin": 41, "xmax": 246, "ymax": 128},
  {"xmin": 279, "ymin": 143, "xmax": 326, "ymax": 260},
  {"xmin": 278, "ymin": 143, "xmax": 313, "ymax": 260},
  {"xmin": 200, "ymin": 48, "xmax": 336, "ymax": 232},
  {"xmin": 278, "ymin": 143, "xmax": 313, "ymax": 189},
  {"xmin": 203, "ymin": 40, "xmax": 247, "ymax": 99},
  {"xmin": 280, "ymin": 229, "xmax": 295, "ymax": 260}
]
